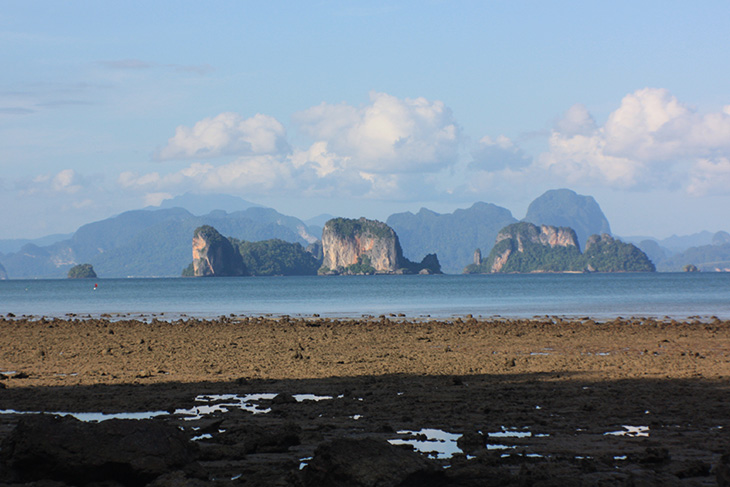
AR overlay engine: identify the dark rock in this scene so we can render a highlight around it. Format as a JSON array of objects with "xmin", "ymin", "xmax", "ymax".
[
  {"xmin": 717, "ymin": 453, "xmax": 730, "ymax": 486},
  {"xmin": 0, "ymin": 415, "xmax": 200, "ymax": 485},
  {"xmin": 272, "ymin": 392, "xmax": 297, "ymax": 404},
  {"xmin": 638, "ymin": 446, "xmax": 670, "ymax": 464},
  {"xmin": 191, "ymin": 225, "xmax": 245, "ymax": 277},
  {"xmin": 300, "ymin": 437, "xmax": 438, "ymax": 486},
  {"xmin": 456, "ymin": 431, "xmax": 486, "ymax": 455}
]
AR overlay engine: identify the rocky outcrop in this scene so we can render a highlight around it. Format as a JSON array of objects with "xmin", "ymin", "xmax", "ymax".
[
  {"xmin": 471, "ymin": 222, "xmax": 583, "ymax": 273},
  {"xmin": 301, "ymin": 438, "xmax": 436, "ymax": 486},
  {"xmin": 0, "ymin": 415, "xmax": 200, "ymax": 485},
  {"xmin": 191, "ymin": 225, "xmax": 245, "ymax": 276},
  {"xmin": 467, "ymin": 223, "xmax": 655, "ymax": 273},
  {"xmin": 321, "ymin": 218, "xmax": 401, "ymax": 273},
  {"xmin": 320, "ymin": 217, "xmax": 441, "ymax": 275},
  {"xmin": 494, "ymin": 222, "xmax": 580, "ymax": 252},
  {"xmin": 67, "ymin": 263, "xmax": 96, "ymax": 279},
  {"xmin": 523, "ymin": 188, "xmax": 611, "ymax": 248},
  {"xmin": 584, "ymin": 233, "xmax": 656, "ymax": 272}
]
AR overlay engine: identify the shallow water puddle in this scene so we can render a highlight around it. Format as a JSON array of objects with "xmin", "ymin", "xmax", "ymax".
[
  {"xmin": 604, "ymin": 425, "xmax": 649, "ymax": 437},
  {"xmin": 177, "ymin": 393, "xmax": 277, "ymax": 419},
  {"xmin": 487, "ymin": 426, "xmax": 533, "ymax": 439},
  {"xmin": 176, "ymin": 393, "xmax": 336, "ymax": 420},
  {"xmin": 1, "ymin": 392, "xmax": 338, "ymax": 423},
  {"xmin": 389, "ymin": 427, "xmax": 544, "ymax": 459},
  {"xmin": 0, "ymin": 409, "xmax": 169, "ymax": 422},
  {"xmin": 389, "ymin": 428, "xmax": 462, "ymax": 459}
]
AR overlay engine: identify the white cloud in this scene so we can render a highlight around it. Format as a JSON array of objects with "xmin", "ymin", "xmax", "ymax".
[
  {"xmin": 119, "ymin": 156, "xmax": 293, "ymax": 194},
  {"xmin": 554, "ymin": 104, "xmax": 596, "ymax": 137},
  {"xmin": 537, "ymin": 88, "xmax": 730, "ymax": 192},
  {"xmin": 52, "ymin": 169, "xmax": 81, "ymax": 193},
  {"xmin": 293, "ymin": 91, "xmax": 461, "ymax": 173},
  {"xmin": 157, "ymin": 112, "xmax": 289, "ymax": 160}
]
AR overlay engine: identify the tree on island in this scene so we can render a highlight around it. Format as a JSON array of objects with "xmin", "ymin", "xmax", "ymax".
[{"xmin": 68, "ymin": 264, "xmax": 97, "ymax": 279}]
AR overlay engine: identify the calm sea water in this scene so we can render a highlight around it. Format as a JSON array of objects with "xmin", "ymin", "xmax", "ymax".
[{"xmin": 1, "ymin": 273, "xmax": 728, "ymax": 320}]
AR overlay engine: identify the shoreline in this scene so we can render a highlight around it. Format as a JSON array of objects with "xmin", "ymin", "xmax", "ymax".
[{"xmin": 2, "ymin": 315, "xmax": 730, "ymax": 485}]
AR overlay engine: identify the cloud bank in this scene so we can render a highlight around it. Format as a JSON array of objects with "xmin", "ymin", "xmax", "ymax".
[
  {"xmin": 120, "ymin": 88, "xmax": 730, "ymax": 207},
  {"xmin": 537, "ymin": 88, "xmax": 730, "ymax": 193}
]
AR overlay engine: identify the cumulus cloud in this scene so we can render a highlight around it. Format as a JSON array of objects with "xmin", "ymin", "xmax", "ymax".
[
  {"xmin": 157, "ymin": 112, "xmax": 289, "ymax": 160},
  {"xmin": 293, "ymin": 91, "xmax": 461, "ymax": 173},
  {"xmin": 119, "ymin": 156, "xmax": 294, "ymax": 194},
  {"xmin": 538, "ymin": 88, "xmax": 730, "ymax": 192},
  {"xmin": 127, "ymin": 93, "xmax": 464, "ymax": 206}
]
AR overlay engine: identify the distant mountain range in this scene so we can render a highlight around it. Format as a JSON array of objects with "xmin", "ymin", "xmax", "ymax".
[
  {"xmin": 623, "ymin": 231, "xmax": 730, "ymax": 272},
  {"xmin": 1, "ymin": 190, "xmax": 728, "ymax": 278},
  {"xmin": 0, "ymin": 204, "xmax": 320, "ymax": 278}
]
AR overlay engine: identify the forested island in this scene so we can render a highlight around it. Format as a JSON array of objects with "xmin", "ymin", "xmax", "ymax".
[
  {"xmin": 464, "ymin": 222, "xmax": 655, "ymax": 273},
  {"xmin": 183, "ymin": 225, "xmax": 320, "ymax": 277}
]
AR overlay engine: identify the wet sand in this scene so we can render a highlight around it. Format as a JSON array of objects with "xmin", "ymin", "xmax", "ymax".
[{"xmin": 2, "ymin": 315, "xmax": 730, "ymax": 485}]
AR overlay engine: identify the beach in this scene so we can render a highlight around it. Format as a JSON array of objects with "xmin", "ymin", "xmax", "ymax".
[{"xmin": 2, "ymin": 315, "xmax": 730, "ymax": 485}]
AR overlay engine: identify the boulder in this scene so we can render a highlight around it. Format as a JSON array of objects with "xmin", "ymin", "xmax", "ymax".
[
  {"xmin": 0, "ymin": 415, "xmax": 200, "ymax": 485},
  {"xmin": 301, "ymin": 437, "xmax": 438, "ymax": 486}
]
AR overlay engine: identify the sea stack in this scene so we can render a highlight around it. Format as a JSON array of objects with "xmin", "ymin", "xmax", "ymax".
[
  {"xmin": 191, "ymin": 225, "xmax": 245, "ymax": 277},
  {"xmin": 320, "ymin": 217, "xmax": 441, "ymax": 275}
]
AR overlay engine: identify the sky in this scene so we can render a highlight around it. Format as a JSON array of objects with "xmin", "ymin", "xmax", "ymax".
[{"xmin": 2, "ymin": 1, "xmax": 730, "ymax": 240}]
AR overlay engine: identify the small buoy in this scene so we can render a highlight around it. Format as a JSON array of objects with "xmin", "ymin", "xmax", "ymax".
[{"xmin": 94, "ymin": 283, "xmax": 98, "ymax": 291}]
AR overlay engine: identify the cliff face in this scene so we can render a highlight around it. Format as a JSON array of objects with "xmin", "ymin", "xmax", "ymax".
[
  {"xmin": 192, "ymin": 226, "xmax": 245, "ymax": 277},
  {"xmin": 483, "ymin": 222, "xmax": 582, "ymax": 273},
  {"xmin": 321, "ymin": 218, "xmax": 404, "ymax": 274},
  {"xmin": 320, "ymin": 218, "xmax": 441, "ymax": 275},
  {"xmin": 523, "ymin": 188, "xmax": 611, "ymax": 248},
  {"xmin": 467, "ymin": 223, "xmax": 654, "ymax": 274}
]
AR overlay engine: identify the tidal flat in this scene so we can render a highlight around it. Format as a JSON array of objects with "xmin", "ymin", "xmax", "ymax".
[{"xmin": 1, "ymin": 315, "xmax": 729, "ymax": 485}]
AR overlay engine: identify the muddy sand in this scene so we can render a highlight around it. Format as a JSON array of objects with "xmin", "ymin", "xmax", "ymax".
[{"xmin": 1, "ymin": 315, "xmax": 730, "ymax": 486}]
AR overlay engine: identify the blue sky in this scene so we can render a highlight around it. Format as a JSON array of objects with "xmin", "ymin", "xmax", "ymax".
[{"xmin": 2, "ymin": 1, "xmax": 730, "ymax": 239}]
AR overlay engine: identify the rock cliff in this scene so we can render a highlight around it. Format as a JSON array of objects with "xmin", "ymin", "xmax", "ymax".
[
  {"xmin": 320, "ymin": 218, "xmax": 441, "ymax": 275},
  {"xmin": 484, "ymin": 222, "xmax": 581, "ymax": 273},
  {"xmin": 191, "ymin": 225, "xmax": 245, "ymax": 277},
  {"xmin": 523, "ymin": 188, "xmax": 611, "ymax": 248},
  {"xmin": 466, "ymin": 223, "xmax": 654, "ymax": 274}
]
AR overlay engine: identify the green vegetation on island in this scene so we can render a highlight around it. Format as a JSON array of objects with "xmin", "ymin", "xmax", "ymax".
[
  {"xmin": 231, "ymin": 239, "xmax": 321, "ymax": 276},
  {"xmin": 466, "ymin": 222, "xmax": 654, "ymax": 273},
  {"xmin": 185, "ymin": 225, "xmax": 322, "ymax": 277},
  {"xmin": 326, "ymin": 217, "xmax": 393, "ymax": 240},
  {"xmin": 67, "ymin": 263, "xmax": 97, "ymax": 279},
  {"xmin": 583, "ymin": 234, "xmax": 655, "ymax": 272}
]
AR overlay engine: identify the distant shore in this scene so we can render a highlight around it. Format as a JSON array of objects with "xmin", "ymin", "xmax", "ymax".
[{"xmin": 2, "ymin": 315, "xmax": 730, "ymax": 485}]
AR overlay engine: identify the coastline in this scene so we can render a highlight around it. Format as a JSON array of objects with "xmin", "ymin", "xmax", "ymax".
[{"xmin": 2, "ymin": 316, "xmax": 730, "ymax": 485}]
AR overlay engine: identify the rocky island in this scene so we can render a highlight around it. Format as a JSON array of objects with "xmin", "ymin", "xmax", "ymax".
[
  {"xmin": 319, "ymin": 217, "xmax": 441, "ymax": 275},
  {"xmin": 188, "ymin": 225, "xmax": 246, "ymax": 277},
  {"xmin": 66, "ymin": 263, "xmax": 97, "ymax": 279},
  {"xmin": 184, "ymin": 225, "xmax": 322, "ymax": 277},
  {"xmin": 465, "ymin": 222, "xmax": 654, "ymax": 273}
]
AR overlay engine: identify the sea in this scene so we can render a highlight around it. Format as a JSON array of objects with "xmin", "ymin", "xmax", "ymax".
[{"xmin": 1, "ymin": 273, "xmax": 729, "ymax": 321}]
